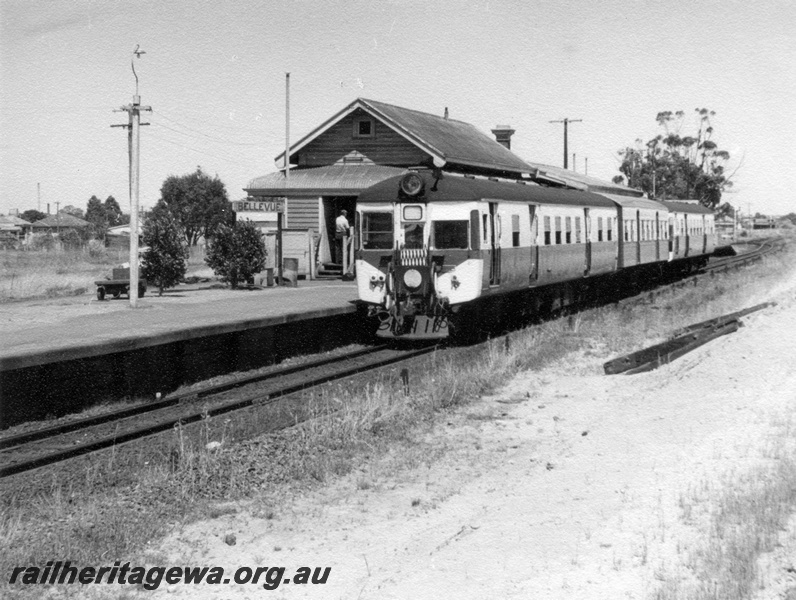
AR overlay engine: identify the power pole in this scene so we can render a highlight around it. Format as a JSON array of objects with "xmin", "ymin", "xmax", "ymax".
[
  {"xmin": 549, "ymin": 117, "xmax": 582, "ymax": 169},
  {"xmin": 585, "ymin": 157, "xmax": 588, "ymax": 176},
  {"xmin": 54, "ymin": 201, "xmax": 60, "ymax": 235},
  {"xmin": 112, "ymin": 46, "xmax": 151, "ymax": 308}
]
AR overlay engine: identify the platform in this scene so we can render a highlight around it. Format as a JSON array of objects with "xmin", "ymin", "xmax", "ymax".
[
  {"xmin": 0, "ymin": 282, "xmax": 366, "ymax": 427},
  {"xmin": 0, "ymin": 281, "xmax": 359, "ymax": 372}
]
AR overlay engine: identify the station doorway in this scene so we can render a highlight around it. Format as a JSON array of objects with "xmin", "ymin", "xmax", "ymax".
[{"xmin": 321, "ymin": 196, "xmax": 357, "ymax": 268}]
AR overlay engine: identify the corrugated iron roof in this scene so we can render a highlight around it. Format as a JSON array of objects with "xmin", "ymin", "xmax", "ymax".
[
  {"xmin": 526, "ymin": 162, "xmax": 643, "ymax": 197},
  {"xmin": 274, "ymin": 98, "xmax": 535, "ymax": 176},
  {"xmin": 595, "ymin": 193, "xmax": 668, "ymax": 211},
  {"xmin": 360, "ymin": 99, "xmax": 534, "ymax": 174},
  {"xmin": 32, "ymin": 213, "xmax": 90, "ymax": 227},
  {"xmin": 658, "ymin": 200, "xmax": 713, "ymax": 214},
  {"xmin": 246, "ymin": 164, "xmax": 409, "ymax": 195}
]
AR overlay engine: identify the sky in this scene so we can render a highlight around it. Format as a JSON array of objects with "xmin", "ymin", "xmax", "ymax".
[{"xmin": 1, "ymin": 0, "xmax": 795, "ymax": 217}]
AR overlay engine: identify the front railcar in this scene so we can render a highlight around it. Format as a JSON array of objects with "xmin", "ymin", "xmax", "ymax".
[{"xmin": 355, "ymin": 172, "xmax": 484, "ymax": 340}]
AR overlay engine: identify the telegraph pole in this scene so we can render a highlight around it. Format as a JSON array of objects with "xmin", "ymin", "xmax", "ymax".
[
  {"xmin": 549, "ymin": 117, "xmax": 582, "ymax": 169},
  {"xmin": 112, "ymin": 46, "xmax": 151, "ymax": 308}
]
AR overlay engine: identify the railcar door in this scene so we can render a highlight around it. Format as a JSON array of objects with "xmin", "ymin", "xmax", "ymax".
[
  {"xmin": 489, "ymin": 202, "xmax": 501, "ymax": 285},
  {"xmin": 529, "ymin": 205, "xmax": 538, "ymax": 283},
  {"xmin": 635, "ymin": 210, "xmax": 641, "ymax": 264},
  {"xmin": 683, "ymin": 214, "xmax": 690, "ymax": 257},
  {"xmin": 584, "ymin": 208, "xmax": 592, "ymax": 276},
  {"xmin": 655, "ymin": 213, "xmax": 661, "ymax": 261}
]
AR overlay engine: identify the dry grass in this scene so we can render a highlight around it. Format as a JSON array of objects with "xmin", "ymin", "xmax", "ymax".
[
  {"xmin": 0, "ymin": 245, "xmax": 212, "ymax": 302},
  {"xmin": 0, "ymin": 237, "xmax": 793, "ymax": 598},
  {"xmin": 651, "ymin": 417, "xmax": 796, "ymax": 600}
]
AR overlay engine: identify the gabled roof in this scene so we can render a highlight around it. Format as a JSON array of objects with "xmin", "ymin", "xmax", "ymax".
[
  {"xmin": 275, "ymin": 98, "xmax": 535, "ymax": 177},
  {"xmin": 0, "ymin": 215, "xmax": 32, "ymax": 226},
  {"xmin": 32, "ymin": 213, "xmax": 90, "ymax": 228}
]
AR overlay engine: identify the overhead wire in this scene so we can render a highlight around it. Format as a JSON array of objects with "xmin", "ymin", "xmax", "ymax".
[{"xmin": 150, "ymin": 109, "xmax": 273, "ymax": 147}]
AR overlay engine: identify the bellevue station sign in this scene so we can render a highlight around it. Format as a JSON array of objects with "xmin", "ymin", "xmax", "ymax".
[{"xmin": 231, "ymin": 197, "xmax": 286, "ymax": 213}]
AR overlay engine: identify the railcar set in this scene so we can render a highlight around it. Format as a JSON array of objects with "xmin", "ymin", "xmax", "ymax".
[{"xmin": 354, "ymin": 171, "xmax": 716, "ymax": 340}]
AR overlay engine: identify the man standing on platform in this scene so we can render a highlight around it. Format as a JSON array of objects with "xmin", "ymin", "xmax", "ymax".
[{"xmin": 335, "ymin": 209, "xmax": 350, "ymax": 265}]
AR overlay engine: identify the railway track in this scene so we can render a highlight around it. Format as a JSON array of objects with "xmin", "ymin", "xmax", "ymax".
[{"xmin": 0, "ymin": 345, "xmax": 437, "ymax": 478}]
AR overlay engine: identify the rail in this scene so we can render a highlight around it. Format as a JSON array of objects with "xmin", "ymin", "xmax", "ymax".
[{"xmin": 0, "ymin": 345, "xmax": 437, "ymax": 478}]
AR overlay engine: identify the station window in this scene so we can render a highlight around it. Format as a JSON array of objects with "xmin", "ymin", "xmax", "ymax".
[
  {"xmin": 565, "ymin": 217, "xmax": 572, "ymax": 244},
  {"xmin": 511, "ymin": 214, "xmax": 520, "ymax": 247},
  {"xmin": 353, "ymin": 117, "xmax": 375, "ymax": 138},
  {"xmin": 361, "ymin": 212, "xmax": 394, "ymax": 250},
  {"xmin": 544, "ymin": 216, "xmax": 551, "ymax": 245},
  {"xmin": 432, "ymin": 220, "xmax": 469, "ymax": 250},
  {"xmin": 575, "ymin": 216, "xmax": 582, "ymax": 243},
  {"xmin": 554, "ymin": 216, "xmax": 562, "ymax": 245}
]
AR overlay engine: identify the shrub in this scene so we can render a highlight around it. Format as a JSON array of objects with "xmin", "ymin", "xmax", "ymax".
[
  {"xmin": 205, "ymin": 221, "xmax": 266, "ymax": 289},
  {"xmin": 142, "ymin": 204, "xmax": 189, "ymax": 295}
]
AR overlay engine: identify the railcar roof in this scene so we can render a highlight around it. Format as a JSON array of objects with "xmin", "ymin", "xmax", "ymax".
[
  {"xmin": 357, "ymin": 172, "xmax": 617, "ymax": 208},
  {"xmin": 658, "ymin": 201, "xmax": 714, "ymax": 215}
]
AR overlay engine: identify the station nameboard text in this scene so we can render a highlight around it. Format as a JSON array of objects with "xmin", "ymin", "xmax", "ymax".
[{"xmin": 231, "ymin": 197, "xmax": 285, "ymax": 213}]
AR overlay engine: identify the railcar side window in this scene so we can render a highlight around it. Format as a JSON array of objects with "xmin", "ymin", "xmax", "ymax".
[
  {"xmin": 606, "ymin": 218, "xmax": 613, "ymax": 241},
  {"xmin": 554, "ymin": 216, "xmax": 562, "ymax": 245},
  {"xmin": 361, "ymin": 212, "xmax": 394, "ymax": 250},
  {"xmin": 597, "ymin": 217, "xmax": 603, "ymax": 242},
  {"xmin": 432, "ymin": 220, "xmax": 469, "ymax": 250},
  {"xmin": 544, "ymin": 216, "xmax": 551, "ymax": 245},
  {"xmin": 565, "ymin": 217, "xmax": 572, "ymax": 244}
]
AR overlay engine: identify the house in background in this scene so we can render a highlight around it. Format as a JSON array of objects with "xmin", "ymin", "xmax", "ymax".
[
  {"xmin": 31, "ymin": 212, "xmax": 91, "ymax": 234},
  {"xmin": 0, "ymin": 215, "xmax": 33, "ymax": 246}
]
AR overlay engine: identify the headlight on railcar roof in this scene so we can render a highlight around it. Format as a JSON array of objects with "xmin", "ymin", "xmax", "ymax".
[
  {"xmin": 399, "ymin": 173, "xmax": 424, "ymax": 197},
  {"xmin": 403, "ymin": 269, "xmax": 422, "ymax": 289}
]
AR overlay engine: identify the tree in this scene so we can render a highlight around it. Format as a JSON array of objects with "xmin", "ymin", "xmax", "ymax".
[
  {"xmin": 104, "ymin": 196, "xmax": 123, "ymax": 227},
  {"xmin": 205, "ymin": 220, "xmax": 266, "ymax": 289},
  {"xmin": 158, "ymin": 167, "xmax": 235, "ymax": 246},
  {"xmin": 85, "ymin": 195, "xmax": 109, "ymax": 239},
  {"xmin": 141, "ymin": 203, "xmax": 189, "ymax": 296},
  {"xmin": 61, "ymin": 205, "xmax": 85, "ymax": 219},
  {"xmin": 783, "ymin": 213, "xmax": 796, "ymax": 226},
  {"xmin": 20, "ymin": 209, "xmax": 46, "ymax": 223},
  {"xmin": 613, "ymin": 108, "xmax": 733, "ymax": 208},
  {"xmin": 715, "ymin": 202, "xmax": 736, "ymax": 219}
]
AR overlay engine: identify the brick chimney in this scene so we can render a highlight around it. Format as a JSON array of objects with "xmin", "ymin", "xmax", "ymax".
[{"xmin": 491, "ymin": 125, "xmax": 515, "ymax": 150}]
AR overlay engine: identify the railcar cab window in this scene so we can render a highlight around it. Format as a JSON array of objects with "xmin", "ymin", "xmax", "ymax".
[
  {"xmin": 544, "ymin": 216, "xmax": 551, "ymax": 245},
  {"xmin": 402, "ymin": 205, "xmax": 424, "ymax": 248},
  {"xmin": 361, "ymin": 212, "xmax": 394, "ymax": 250},
  {"xmin": 432, "ymin": 220, "xmax": 469, "ymax": 249}
]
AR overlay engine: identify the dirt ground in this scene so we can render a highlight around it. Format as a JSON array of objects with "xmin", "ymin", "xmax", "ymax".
[{"xmin": 101, "ymin": 269, "xmax": 792, "ymax": 600}]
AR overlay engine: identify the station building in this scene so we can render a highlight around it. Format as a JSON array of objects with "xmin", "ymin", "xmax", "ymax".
[{"xmin": 243, "ymin": 97, "xmax": 639, "ymax": 276}]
